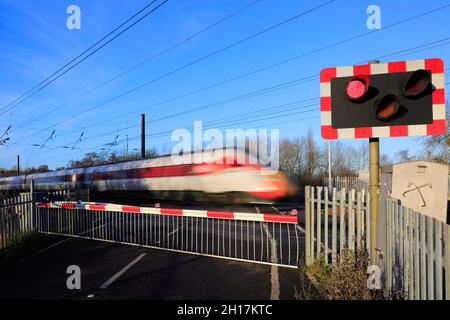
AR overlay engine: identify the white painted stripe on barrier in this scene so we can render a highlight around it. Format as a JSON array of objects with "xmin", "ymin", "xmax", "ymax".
[
  {"xmin": 37, "ymin": 202, "xmax": 298, "ymax": 224},
  {"xmin": 104, "ymin": 205, "xmax": 123, "ymax": 211},
  {"xmin": 234, "ymin": 212, "xmax": 265, "ymax": 222},
  {"xmin": 140, "ymin": 207, "xmax": 161, "ymax": 215},
  {"xmin": 182, "ymin": 210, "xmax": 208, "ymax": 218}
]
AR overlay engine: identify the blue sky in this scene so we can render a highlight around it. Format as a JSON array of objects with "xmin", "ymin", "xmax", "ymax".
[{"xmin": 0, "ymin": 0, "xmax": 449, "ymax": 169}]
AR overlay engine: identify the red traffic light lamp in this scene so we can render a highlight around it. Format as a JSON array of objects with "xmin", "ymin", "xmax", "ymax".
[{"xmin": 345, "ymin": 75, "xmax": 369, "ymax": 101}]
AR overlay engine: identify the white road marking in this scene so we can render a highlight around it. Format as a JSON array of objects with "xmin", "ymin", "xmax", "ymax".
[
  {"xmin": 99, "ymin": 253, "xmax": 147, "ymax": 289},
  {"xmin": 15, "ymin": 218, "xmax": 106, "ymax": 265},
  {"xmin": 257, "ymin": 205, "xmax": 280, "ymax": 300},
  {"xmin": 262, "ymin": 223, "xmax": 280, "ymax": 300},
  {"xmin": 15, "ymin": 238, "xmax": 72, "ymax": 265}
]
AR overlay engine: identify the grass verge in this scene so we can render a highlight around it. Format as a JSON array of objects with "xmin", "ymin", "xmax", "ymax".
[
  {"xmin": 0, "ymin": 232, "xmax": 63, "ymax": 267},
  {"xmin": 297, "ymin": 249, "xmax": 385, "ymax": 300}
]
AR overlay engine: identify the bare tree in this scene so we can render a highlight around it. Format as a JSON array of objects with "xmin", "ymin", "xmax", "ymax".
[
  {"xmin": 395, "ymin": 149, "xmax": 415, "ymax": 163},
  {"xmin": 279, "ymin": 138, "xmax": 303, "ymax": 178},
  {"xmin": 329, "ymin": 141, "xmax": 357, "ymax": 177},
  {"xmin": 303, "ymin": 128, "xmax": 322, "ymax": 182},
  {"xmin": 356, "ymin": 141, "xmax": 369, "ymax": 171},
  {"xmin": 420, "ymin": 106, "xmax": 449, "ymax": 163},
  {"xmin": 380, "ymin": 154, "xmax": 392, "ymax": 166}
]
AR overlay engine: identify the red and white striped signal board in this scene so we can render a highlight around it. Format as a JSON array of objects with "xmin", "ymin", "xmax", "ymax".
[{"xmin": 320, "ymin": 58, "xmax": 446, "ymax": 140}]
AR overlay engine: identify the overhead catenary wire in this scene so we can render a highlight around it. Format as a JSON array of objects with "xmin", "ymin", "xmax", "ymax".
[
  {"xmin": 51, "ymin": 34, "xmax": 450, "ymax": 146},
  {"xmin": 14, "ymin": 2, "xmax": 450, "ymax": 147},
  {"xmin": 131, "ymin": 105, "xmax": 320, "ymax": 142},
  {"xmin": 7, "ymin": 33, "xmax": 450, "ymax": 136},
  {"xmin": 25, "ymin": 110, "xmax": 322, "ymax": 168},
  {"xmin": 71, "ymin": 132, "xmax": 85, "ymax": 151},
  {"xmin": 0, "ymin": 125, "xmax": 11, "ymax": 141},
  {"xmin": 21, "ymin": 97, "xmax": 318, "ymax": 152},
  {"xmin": 0, "ymin": 0, "xmax": 168, "ymax": 116},
  {"xmin": 4, "ymin": 3, "xmax": 450, "ymax": 168},
  {"xmin": 28, "ymin": 113, "xmax": 321, "ymax": 170},
  {"xmin": 21, "ymin": 97, "xmax": 320, "ymax": 158},
  {"xmin": 47, "ymin": 35, "xmax": 450, "ymax": 140},
  {"xmin": 9, "ymin": 80, "xmax": 320, "ymax": 152},
  {"xmin": 11, "ymin": 33, "xmax": 450, "ymax": 158},
  {"xmin": 106, "ymin": 99, "xmax": 320, "ymax": 142},
  {"xmin": 12, "ymin": 0, "xmax": 263, "ymax": 132},
  {"xmin": 15, "ymin": 0, "xmax": 337, "ymax": 142},
  {"xmin": 361, "ymin": 37, "xmax": 450, "ymax": 64},
  {"xmin": 8, "ymin": 31, "xmax": 448, "ymax": 161},
  {"xmin": 51, "ymin": 75, "xmax": 319, "ymax": 145}
]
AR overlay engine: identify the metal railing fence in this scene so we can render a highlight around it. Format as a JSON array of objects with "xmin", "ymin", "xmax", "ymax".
[
  {"xmin": 385, "ymin": 198, "xmax": 450, "ymax": 300},
  {"xmin": 0, "ymin": 190, "xmax": 70, "ymax": 249},
  {"xmin": 0, "ymin": 193, "xmax": 33, "ymax": 249},
  {"xmin": 323, "ymin": 176, "xmax": 370, "ymax": 192},
  {"xmin": 304, "ymin": 185, "xmax": 371, "ymax": 265},
  {"xmin": 305, "ymin": 185, "xmax": 450, "ymax": 300},
  {"xmin": 34, "ymin": 202, "xmax": 303, "ymax": 268}
]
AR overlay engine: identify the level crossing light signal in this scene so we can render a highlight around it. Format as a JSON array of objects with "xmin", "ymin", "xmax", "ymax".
[{"xmin": 320, "ymin": 58, "xmax": 446, "ymax": 139}]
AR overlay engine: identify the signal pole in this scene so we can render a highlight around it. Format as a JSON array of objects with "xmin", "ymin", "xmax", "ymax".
[
  {"xmin": 368, "ymin": 60, "xmax": 380, "ymax": 263},
  {"xmin": 17, "ymin": 155, "xmax": 20, "ymax": 176},
  {"xmin": 369, "ymin": 137, "xmax": 379, "ymax": 261},
  {"xmin": 321, "ymin": 57, "xmax": 443, "ymax": 266},
  {"xmin": 141, "ymin": 114, "xmax": 145, "ymax": 159},
  {"xmin": 328, "ymin": 141, "xmax": 332, "ymax": 190}
]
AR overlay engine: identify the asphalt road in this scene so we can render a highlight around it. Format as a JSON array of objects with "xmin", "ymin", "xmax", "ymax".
[{"xmin": 0, "ymin": 237, "xmax": 303, "ymax": 300}]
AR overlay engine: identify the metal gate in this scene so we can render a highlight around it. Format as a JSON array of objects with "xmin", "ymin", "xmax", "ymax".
[{"xmin": 35, "ymin": 201, "xmax": 303, "ymax": 268}]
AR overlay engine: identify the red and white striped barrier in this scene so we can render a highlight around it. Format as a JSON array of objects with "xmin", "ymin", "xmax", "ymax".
[{"xmin": 36, "ymin": 201, "xmax": 298, "ymax": 224}]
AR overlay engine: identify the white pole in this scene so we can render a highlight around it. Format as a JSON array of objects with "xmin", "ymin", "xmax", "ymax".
[{"xmin": 328, "ymin": 140, "xmax": 332, "ymax": 190}]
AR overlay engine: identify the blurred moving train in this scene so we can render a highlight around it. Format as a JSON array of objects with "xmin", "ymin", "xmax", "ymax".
[{"xmin": 0, "ymin": 149, "xmax": 294, "ymax": 203}]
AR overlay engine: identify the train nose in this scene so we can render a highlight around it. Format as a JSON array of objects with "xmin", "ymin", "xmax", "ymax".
[{"xmin": 248, "ymin": 171, "xmax": 289, "ymax": 200}]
